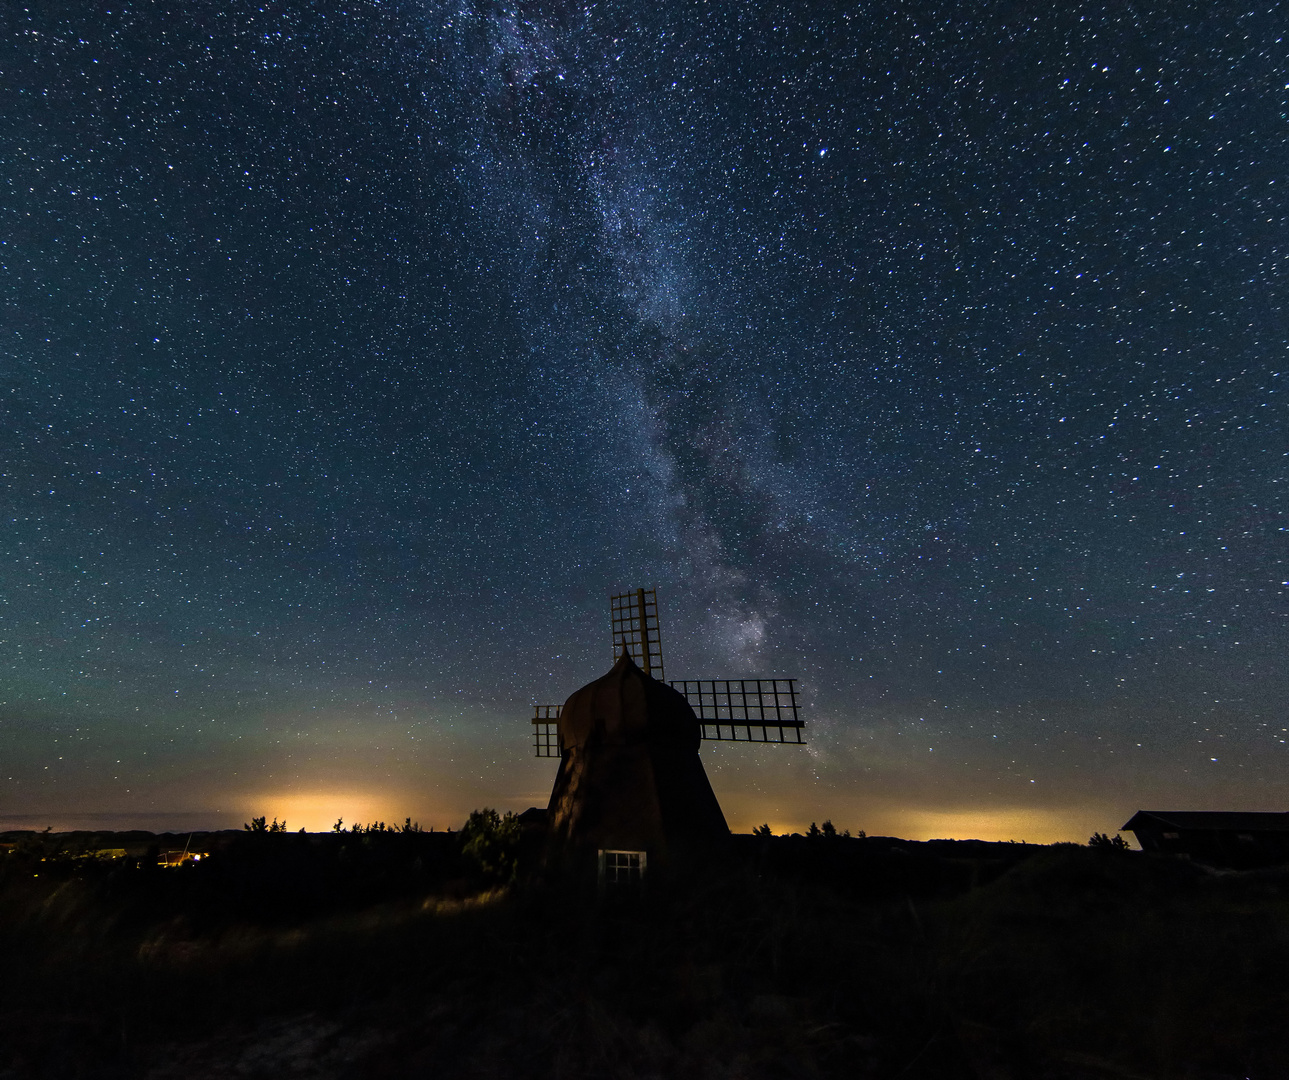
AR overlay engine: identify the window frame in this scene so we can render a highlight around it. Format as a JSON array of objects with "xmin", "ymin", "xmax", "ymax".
[{"xmin": 598, "ymin": 848, "xmax": 647, "ymax": 887}]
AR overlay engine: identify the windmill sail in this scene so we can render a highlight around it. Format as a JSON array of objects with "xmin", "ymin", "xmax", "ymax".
[
  {"xmin": 610, "ymin": 587, "xmax": 663, "ymax": 679},
  {"xmin": 532, "ymin": 704, "xmax": 562, "ymax": 758},
  {"xmin": 669, "ymin": 678, "xmax": 803, "ymax": 743}
]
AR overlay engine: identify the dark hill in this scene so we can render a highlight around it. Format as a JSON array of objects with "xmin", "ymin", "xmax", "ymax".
[{"xmin": 1, "ymin": 829, "xmax": 1284, "ymax": 1078}]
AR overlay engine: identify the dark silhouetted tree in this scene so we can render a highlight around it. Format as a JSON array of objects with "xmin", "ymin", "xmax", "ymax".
[
  {"xmin": 1089, "ymin": 832, "xmax": 1129, "ymax": 851},
  {"xmin": 244, "ymin": 816, "xmax": 287, "ymax": 833},
  {"xmin": 461, "ymin": 808, "xmax": 521, "ymax": 883}
]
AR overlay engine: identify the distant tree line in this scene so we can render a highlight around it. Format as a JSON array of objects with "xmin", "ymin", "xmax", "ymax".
[{"xmin": 753, "ymin": 820, "xmax": 866, "ymax": 839}]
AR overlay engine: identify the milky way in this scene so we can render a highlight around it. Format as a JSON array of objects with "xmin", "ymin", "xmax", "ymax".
[{"xmin": 2, "ymin": 1, "xmax": 1285, "ymax": 838}]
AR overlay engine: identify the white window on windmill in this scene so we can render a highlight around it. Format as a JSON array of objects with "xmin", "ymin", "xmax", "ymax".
[{"xmin": 598, "ymin": 849, "xmax": 647, "ymax": 887}]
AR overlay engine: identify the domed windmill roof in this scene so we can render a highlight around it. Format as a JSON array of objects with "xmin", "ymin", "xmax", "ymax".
[{"xmin": 545, "ymin": 646, "xmax": 729, "ymax": 866}]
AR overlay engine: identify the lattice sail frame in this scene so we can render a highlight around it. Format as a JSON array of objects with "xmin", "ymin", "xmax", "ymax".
[
  {"xmin": 532, "ymin": 704, "xmax": 562, "ymax": 758},
  {"xmin": 610, "ymin": 586, "xmax": 663, "ymax": 679},
  {"xmin": 670, "ymin": 678, "xmax": 803, "ymax": 743}
]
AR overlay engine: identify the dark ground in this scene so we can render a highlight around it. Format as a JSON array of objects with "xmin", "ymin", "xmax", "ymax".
[{"xmin": 2, "ymin": 827, "xmax": 1287, "ymax": 1079}]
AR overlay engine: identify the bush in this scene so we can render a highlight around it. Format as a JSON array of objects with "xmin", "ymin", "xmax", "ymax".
[
  {"xmin": 460, "ymin": 808, "xmax": 521, "ymax": 884},
  {"xmin": 243, "ymin": 816, "xmax": 288, "ymax": 833},
  {"xmin": 1089, "ymin": 832, "xmax": 1130, "ymax": 851}
]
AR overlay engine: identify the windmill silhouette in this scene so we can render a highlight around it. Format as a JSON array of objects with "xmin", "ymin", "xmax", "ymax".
[{"xmin": 530, "ymin": 587, "xmax": 803, "ymax": 881}]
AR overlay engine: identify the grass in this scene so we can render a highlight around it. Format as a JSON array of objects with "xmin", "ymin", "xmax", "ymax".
[{"xmin": 1, "ymin": 832, "xmax": 1286, "ymax": 1078}]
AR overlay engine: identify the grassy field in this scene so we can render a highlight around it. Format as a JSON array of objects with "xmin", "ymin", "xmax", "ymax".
[{"xmin": 2, "ymin": 828, "xmax": 1286, "ymax": 1079}]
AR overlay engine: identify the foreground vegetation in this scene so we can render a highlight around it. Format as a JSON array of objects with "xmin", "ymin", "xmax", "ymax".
[{"xmin": 2, "ymin": 824, "xmax": 1286, "ymax": 1078}]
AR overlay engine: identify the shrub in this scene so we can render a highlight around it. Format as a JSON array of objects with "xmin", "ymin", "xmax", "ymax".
[
  {"xmin": 243, "ymin": 816, "xmax": 287, "ymax": 833},
  {"xmin": 460, "ymin": 808, "xmax": 521, "ymax": 884},
  {"xmin": 1089, "ymin": 832, "xmax": 1130, "ymax": 851}
]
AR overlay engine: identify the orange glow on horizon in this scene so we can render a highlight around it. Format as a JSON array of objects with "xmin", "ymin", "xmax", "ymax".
[
  {"xmin": 895, "ymin": 806, "xmax": 1096, "ymax": 845},
  {"xmin": 235, "ymin": 789, "xmax": 444, "ymax": 833},
  {"xmin": 722, "ymin": 802, "xmax": 1115, "ymax": 844}
]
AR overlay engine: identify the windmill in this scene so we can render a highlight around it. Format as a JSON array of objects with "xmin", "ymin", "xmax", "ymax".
[{"xmin": 530, "ymin": 587, "xmax": 803, "ymax": 882}]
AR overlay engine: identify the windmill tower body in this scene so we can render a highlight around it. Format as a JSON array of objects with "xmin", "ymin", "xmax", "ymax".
[
  {"xmin": 545, "ymin": 649, "xmax": 728, "ymax": 869},
  {"xmin": 531, "ymin": 587, "xmax": 802, "ymax": 879}
]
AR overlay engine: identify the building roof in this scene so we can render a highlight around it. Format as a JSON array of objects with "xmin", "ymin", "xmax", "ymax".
[{"xmin": 1122, "ymin": 810, "xmax": 1289, "ymax": 833}]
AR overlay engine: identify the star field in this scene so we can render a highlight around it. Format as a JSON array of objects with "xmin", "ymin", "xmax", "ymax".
[{"xmin": 1, "ymin": 0, "xmax": 1285, "ymax": 838}]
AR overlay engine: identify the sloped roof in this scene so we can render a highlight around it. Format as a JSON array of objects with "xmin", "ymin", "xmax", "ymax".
[{"xmin": 1122, "ymin": 810, "xmax": 1289, "ymax": 833}]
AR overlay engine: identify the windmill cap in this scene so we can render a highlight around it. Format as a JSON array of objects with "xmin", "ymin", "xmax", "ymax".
[{"xmin": 558, "ymin": 650, "xmax": 697, "ymax": 753}]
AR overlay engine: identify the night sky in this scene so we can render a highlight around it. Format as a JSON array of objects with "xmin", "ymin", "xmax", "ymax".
[{"xmin": 2, "ymin": 1, "xmax": 1285, "ymax": 840}]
